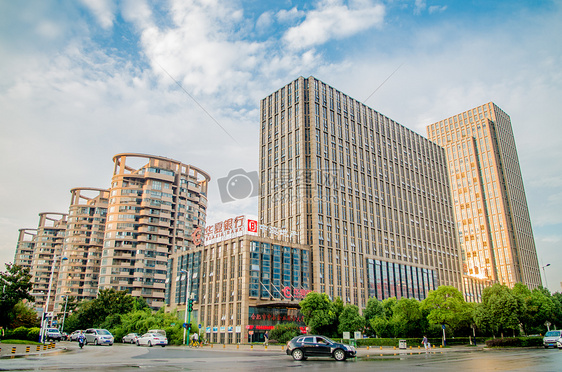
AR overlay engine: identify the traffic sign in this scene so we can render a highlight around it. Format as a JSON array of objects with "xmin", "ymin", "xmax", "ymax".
[
  {"xmin": 183, "ymin": 323, "xmax": 188, "ymax": 328},
  {"xmin": 198, "ymin": 324, "xmax": 201, "ymax": 329}
]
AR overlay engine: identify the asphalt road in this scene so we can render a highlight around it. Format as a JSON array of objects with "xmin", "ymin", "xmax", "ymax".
[{"xmin": 1, "ymin": 342, "xmax": 561, "ymax": 371}]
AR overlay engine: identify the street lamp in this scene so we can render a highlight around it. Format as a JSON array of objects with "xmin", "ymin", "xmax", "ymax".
[
  {"xmin": 40, "ymin": 255, "xmax": 67, "ymax": 344},
  {"xmin": 180, "ymin": 269, "xmax": 192, "ymax": 345},
  {"xmin": 60, "ymin": 290, "xmax": 71, "ymax": 334},
  {"xmin": 541, "ymin": 263, "xmax": 551, "ymax": 289}
]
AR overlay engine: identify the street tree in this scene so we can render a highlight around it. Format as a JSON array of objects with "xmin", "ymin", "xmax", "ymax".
[
  {"xmin": 338, "ymin": 304, "xmax": 365, "ymax": 335},
  {"xmin": 390, "ymin": 298, "xmax": 425, "ymax": 338},
  {"xmin": 551, "ymin": 292, "xmax": 562, "ymax": 329},
  {"xmin": 0, "ymin": 263, "xmax": 33, "ymax": 328},
  {"xmin": 475, "ymin": 284, "xmax": 519, "ymax": 337},
  {"xmin": 526, "ymin": 288, "xmax": 555, "ymax": 333},
  {"xmin": 421, "ymin": 286, "xmax": 471, "ymax": 345},
  {"xmin": 64, "ymin": 288, "xmax": 135, "ymax": 330},
  {"xmin": 299, "ymin": 292, "xmax": 337, "ymax": 336},
  {"xmin": 370, "ymin": 316, "xmax": 391, "ymax": 338},
  {"xmin": 363, "ymin": 297, "xmax": 384, "ymax": 324}
]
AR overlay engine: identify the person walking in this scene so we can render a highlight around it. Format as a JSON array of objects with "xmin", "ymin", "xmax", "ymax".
[
  {"xmin": 422, "ymin": 335, "xmax": 429, "ymax": 350},
  {"xmin": 264, "ymin": 330, "xmax": 269, "ymax": 346}
]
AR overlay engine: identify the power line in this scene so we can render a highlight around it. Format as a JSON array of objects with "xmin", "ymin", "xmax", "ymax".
[{"xmin": 363, "ymin": 62, "xmax": 405, "ymax": 104}]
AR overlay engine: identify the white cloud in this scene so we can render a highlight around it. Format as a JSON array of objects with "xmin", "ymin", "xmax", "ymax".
[
  {"xmin": 428, "ymin": 5, "xmax": 447, "ymax": 14},
  {"xmin": 79, "ymin": 0, "xmax": 116, "ymax": 29},
  {"xmin": 276, "ymin": 7, "xmax": 304, "ymax": 23},
  {"xmin": 414, "ymin": 0, "xmax": 426, "ymax": 15},
  {"xmin": 256, "ymin": 11, "xmax": 274, "ymax": 31},
  {"xmin": 282, "ymin": 0, "xmax": 385, "ymax": 50}
]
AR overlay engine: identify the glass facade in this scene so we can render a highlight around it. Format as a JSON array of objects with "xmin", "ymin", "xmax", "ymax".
[
  {"xmin": 168, "ymin": 251, "xmax": 201, "ymax": 305},
  {"xmin": 249, "ymin": 241, "xmax": 310, "ymax": 299},
  {"xmin": 367, "ymin": 259, "xmax": 437, "ymax": 300}
]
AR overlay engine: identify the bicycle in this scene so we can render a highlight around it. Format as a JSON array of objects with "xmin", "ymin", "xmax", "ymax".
[{"xmin": 189, "ymin": 339, "xmax": 200, "ymax": 348}]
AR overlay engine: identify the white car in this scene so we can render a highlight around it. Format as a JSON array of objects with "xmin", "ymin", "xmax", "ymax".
[
  {"xmin": 84, "ymin": 328, "xmax": 114, "ymax": 346},
  {"xmin": 69, "ymin": 330, "xmax": 84, "ymax": 341},
  {"xmin": 137, "ymin": 332, "xmax": 168, "ymax": 347},
  {"xmin": 122, "ymin": 333, "xmax": 139, "ymax": 344},
  {"xmin": 543, "ymin": 330, "xmax": 562, "ymax": 348}
]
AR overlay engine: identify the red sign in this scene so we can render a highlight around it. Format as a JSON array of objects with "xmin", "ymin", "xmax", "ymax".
[
  {"xmin": 282, "ymin": 286, "xmax": 311, "ymax": 300},
  {"xmin": 191, "ymin": 227, "xmax": 202, "ymax": 246},
  {"xmin": 248, "ymin": 219, "xmax": 258, "ymax": 233}
]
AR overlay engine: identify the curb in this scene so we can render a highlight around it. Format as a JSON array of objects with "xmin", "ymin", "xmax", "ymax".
[{"xmin": 0, "ymin": 342, "xmax": 63, "ymax": 358}]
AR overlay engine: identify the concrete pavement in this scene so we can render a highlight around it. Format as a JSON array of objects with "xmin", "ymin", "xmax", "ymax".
[{"xmin": 0, "ymin": 340, "xmax": 483, "ymax": 358}]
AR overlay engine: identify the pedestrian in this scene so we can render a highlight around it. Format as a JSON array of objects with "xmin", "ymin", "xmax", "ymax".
[
  {"xmin": 264, "ymin": 330, "xmax": 269, "ymax": 346},
  {"xmin": 422, "ymin": 335, "xmax": 429, "ymax": 350}
]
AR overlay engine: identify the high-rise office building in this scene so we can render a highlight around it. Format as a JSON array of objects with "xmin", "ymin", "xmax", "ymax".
[
  {"xmin": 427, "ymin": 102, "xmax": 541, "ymax": 292},
  {"xmin": 14, "ymin": 228, "xmax": 37, "ymax": 270},
  {"xmin": 54, "ymin": 188, "xmax": 109, "ymax": 312},
  {"xmin": 30, "ymin": 213, "xmax": 68, "ymax": 312},
  {"xmin": 259, "ymin": 76, "xmax": 463, "ymax": 308},
  {"xmin": 99, "ymin": 153, "xmax": 210, "ymax": 309}
]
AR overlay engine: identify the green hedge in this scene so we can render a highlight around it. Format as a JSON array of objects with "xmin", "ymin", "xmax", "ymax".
[
  {"xmin": 1, "ymin": 327, "xmax": 41, "ymax": 342},
  {"xmin": 485, "ymin": 337, "xmax": 543, "ymax": 348},
  {"xmin": 332, "ymin": 337, "xmax": 484, "ymax": 347}
]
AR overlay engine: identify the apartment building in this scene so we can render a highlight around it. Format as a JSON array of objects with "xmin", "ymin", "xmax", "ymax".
[
  {"xmin": 98, "ymin": 153, "xmax": 210, "ymax": 309},
  {"xmin": 14, "ymin": 228, "xmax": 37, "ymax": 270},
  {"xmin": 54, "ymin": 188, "xmax": 109, "ymax": 312},
  {"xmin": 30, "ymin": 213, "xmax": 68, "ymax": 313},
  {"xmin": 259, "ymin": 76, "xmax": 463, "ymax": 308},
  {"xmin": 427, "ymin": 102, "xmax": 541, "ymax": 295}
]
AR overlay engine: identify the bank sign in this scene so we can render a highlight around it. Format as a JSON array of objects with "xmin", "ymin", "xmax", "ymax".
[
  {"xmin": 282, "ymin": 286, "xmax": 311, "ymax": 300},
  {"xmin": 204, "ymin": 215, "xmax": 258, "ymax": 245}
]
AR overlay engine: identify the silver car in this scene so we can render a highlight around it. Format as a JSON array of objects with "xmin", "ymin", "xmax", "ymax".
[
  {"xmin": 122, "ymin": 333, "xmax": 139, "ymax": 344},
  {"xmin": 84, "ymin": 328, "xmax": 114, "ymax": 346}
]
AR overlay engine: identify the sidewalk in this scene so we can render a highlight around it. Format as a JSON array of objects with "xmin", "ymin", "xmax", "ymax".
[{"xmin": 0, "ymin": 342, "xmax": 63, "ymax": 358}]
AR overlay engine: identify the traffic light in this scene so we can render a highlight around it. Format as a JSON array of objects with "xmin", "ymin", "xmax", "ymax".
[{"xmin": 188, "ymin": 299, "xmax": 193, "ymax": 312}]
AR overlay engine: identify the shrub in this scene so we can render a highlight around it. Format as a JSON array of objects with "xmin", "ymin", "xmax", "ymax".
[
  {"xmin": 27, "ymin": 327, "xmax": 40, "ymax": 342},
  {"xmin": 3, "ymin": 326, "xmax": 41, "ymax": 341},
  {"xmin": 270, "ymin": 323, "xmax": 301, "ymax": 344},
  {"xmin": 485, "ymin": 337, "xmax": 542, "ymax": 347},
  {"xmin": 8, "ymin": 326, "xmax": 30, "ymax": 341}
]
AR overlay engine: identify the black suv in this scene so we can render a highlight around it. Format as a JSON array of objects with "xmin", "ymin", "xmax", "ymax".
[{"xmin": 286, "ymin": 335, "xmax": 356, "ymax": 361}]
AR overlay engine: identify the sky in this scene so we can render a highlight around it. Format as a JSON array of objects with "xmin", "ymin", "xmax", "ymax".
[{"xmin": 1, "ymin": 0, "xmax": 561, "ymax": 292}]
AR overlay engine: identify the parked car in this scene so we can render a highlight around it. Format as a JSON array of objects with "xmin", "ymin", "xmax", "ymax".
[
  {"xmin": 557, "ymin": 337, "xmax": 562, "ymax": 350},
  {"xmin": 122, "ymin": 333, "xmax": 139, "ymax": 344},
  {"xmin": 147, "ymin": 329, "xmax": 166, "ymax": 337},
  {"xmin": 84, "ymin": 328, "xmax": 114, "ymax": 346},
  {"xmin": 136, "ymin": 332, "xmax": 168, "ymax": 347},
  {"xmin": 286, "ymin": 335, "xmax": 356, "ymax": 361},
  {"xmin": 45, "ymin": 328, "xmax": 63, "ymax": 342},
  {"xmin": 543, "ymin": 330, "xmax": 562, "ymax": 348},
  {"xmin": 69, "ymin": 330, "xmax": 84, "ymax": 341}
]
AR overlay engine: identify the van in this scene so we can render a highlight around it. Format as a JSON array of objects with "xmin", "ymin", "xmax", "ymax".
[{"xmin": 542, "ymin": 330, "xmax": 562, "ymax": 348}]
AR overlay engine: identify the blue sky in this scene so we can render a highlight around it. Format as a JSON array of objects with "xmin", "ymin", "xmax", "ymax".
[{"xmin": 1, "ymin": 0, "xmax": 560, "ymax": 292}]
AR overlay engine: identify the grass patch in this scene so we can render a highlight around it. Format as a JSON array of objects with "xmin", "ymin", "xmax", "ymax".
[{"xmin": 1, "ymin": 339, "xmax": 43, "ymax": 345}]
